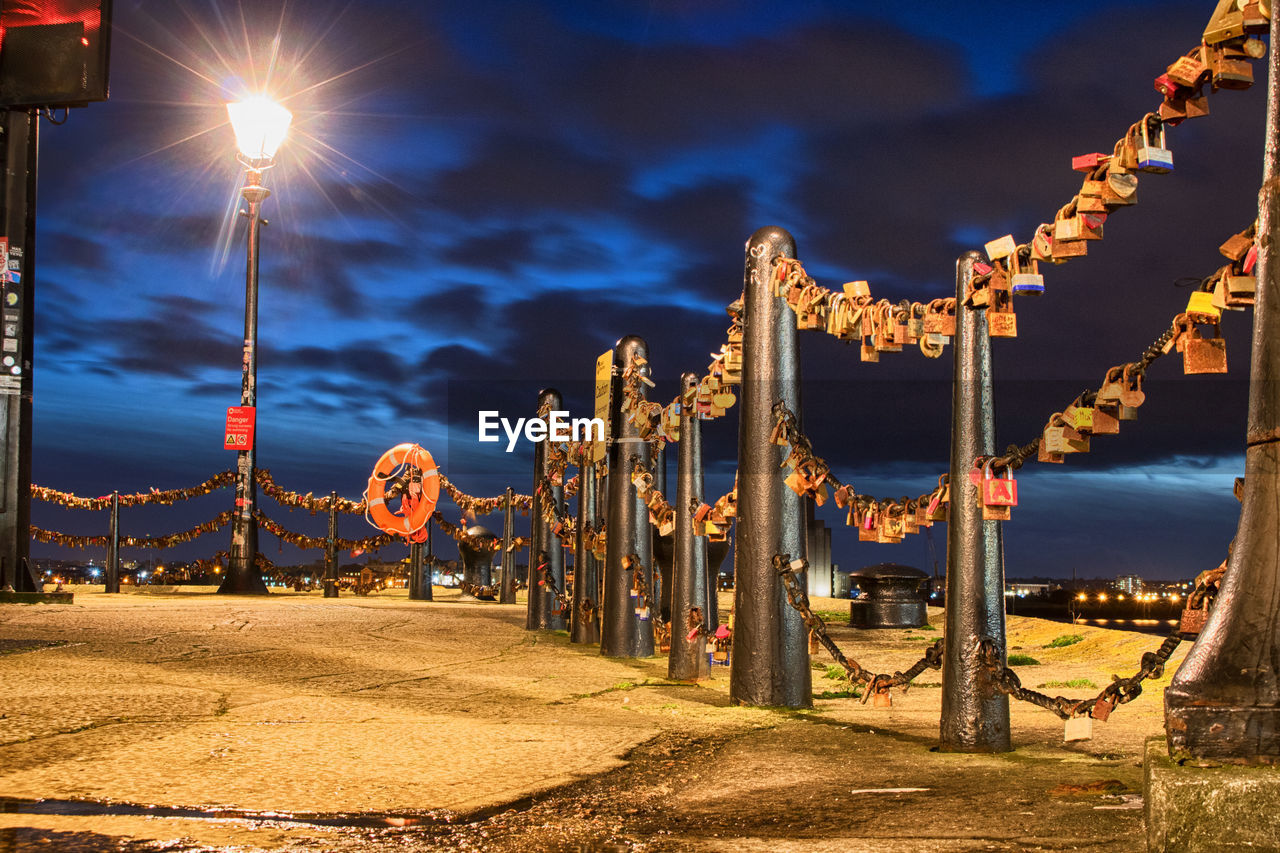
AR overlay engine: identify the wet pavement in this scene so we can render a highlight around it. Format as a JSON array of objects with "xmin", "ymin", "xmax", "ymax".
[{"xmin": 0, "ymin": 589, "xmax": 1181, "ymax": 851}]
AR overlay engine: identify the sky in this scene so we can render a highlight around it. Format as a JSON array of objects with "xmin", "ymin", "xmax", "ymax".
[{"xmin": 22, "ymin": 0, "xmax": 1271, "ymax": 581}]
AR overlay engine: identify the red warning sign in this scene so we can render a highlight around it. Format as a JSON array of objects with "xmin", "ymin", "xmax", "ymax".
[{"xmin": 224, "ymin": 406, "xmax": 256, "ymax": 450}]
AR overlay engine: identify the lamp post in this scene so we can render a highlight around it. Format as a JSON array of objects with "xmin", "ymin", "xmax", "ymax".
[{"xmin": 219, "ymin": 95, "xmax": 291, "ymax": 595}]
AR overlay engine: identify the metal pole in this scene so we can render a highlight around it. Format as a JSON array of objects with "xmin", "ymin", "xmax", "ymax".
[
  {"xmin": 500, "ymin": 487, "xmax": 516, "ymax": 604},
  {"xmin": 323, "ymin": 490, "xmax": 339, "ymax": 597},
  {"xmin": 730, "ymin": 226, "xmax": 811, "ymax": 708},
  {"xmin": 939, "ymin": 250, "xmax": 1011, "ymax": 753},
  {"xmin": 1165, "ymin": 14, "xmax": 1280, "ymax": 762},
  {"xmin": 527, "ymin": 388, "xmax": 566, "ymax": 630},
  {"xmin": 571, "ymin": 449, "xmax": 601, "ymax": 644},
  {"xmin": 105, "ymin": 491, "xmax": 120, "ymax": 593},
  {"xmin": 221, "ymin": 171, "xmax": 269, "ymax": 595},
  {"xmin": 421, "ymin": 522, "xmax": 434, "ymax": 601},
  {"xmin": 0, "ymin": 110, "xmax": 38, "ymax": 593},
  {"xmin": 601, "ymin": 336, "xmax": 654, "ymax": 657},
  {"xmin": 670, "ymin": 372, "xmax": 711, "ymax": 680},
  {"xmin": 653, "ymin": 445, "xmax": 673, "ymax": 624},
  {"xmin": 408, "ymin": 541, "xmax": 423, "ymax": 599}
]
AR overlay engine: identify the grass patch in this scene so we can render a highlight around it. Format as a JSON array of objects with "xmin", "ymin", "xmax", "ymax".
[
  {"xmin": 1044, "ymin": 634, "xmax": 1085, "ymax": 649},
  {"xmin": 1007, "ymin": 653, "xmax": 1041, "ymax": 666},
  {"xmin": 813, "ymin": 609, "xmax": 847, "ymax": 623},
  {"xmin": 1037, "ymin": 678, "xmax": 1098, "ymax": 689},
  {"xmin": 919, "ymin": 624, "xmax": 937, "ymax": 631},
  {"xmin": 822, "ymin": 664, "xmax": 847, "ymax": 681},
  {"xmin": 905, "ymin": 635, "xmax": 927, "ymax": 641},
  {"xmin": 814, "ymin": 687, "xmax": 862, "ymax": 700}
]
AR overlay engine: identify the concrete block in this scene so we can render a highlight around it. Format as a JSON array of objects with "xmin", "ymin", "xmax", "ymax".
[{"xmin": 1145, "ymin": 735, "xmax": 1280, "ymax": 851}]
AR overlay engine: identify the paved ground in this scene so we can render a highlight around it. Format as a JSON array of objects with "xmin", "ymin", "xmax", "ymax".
[{"xmin": 0, "ymin": 588, "xmax": 1187, "ymax": 851}]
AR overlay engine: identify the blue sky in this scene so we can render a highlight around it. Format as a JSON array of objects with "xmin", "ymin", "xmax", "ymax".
[{"xmin": 26, "ymin": 0, "xmax": 1265, "ymax": 579}]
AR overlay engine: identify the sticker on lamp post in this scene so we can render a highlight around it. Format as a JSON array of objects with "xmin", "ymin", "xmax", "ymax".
[{"xmin": 224, "ymin": 406, "xmax": 256, "ymax": 450}]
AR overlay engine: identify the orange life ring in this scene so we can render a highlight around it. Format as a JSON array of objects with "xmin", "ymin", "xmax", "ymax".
[{"xmin": 364, "ymin": 443, "xmax": 440, "ymax": 539}]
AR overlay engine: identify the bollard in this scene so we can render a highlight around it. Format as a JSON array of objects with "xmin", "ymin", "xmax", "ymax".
[
  {"xmin": 730, "ymin": 227, "xmax": 811, "ymax": 708},
  {"xmin": 571, "ymin": 447, "xmax": 601, "ymax": 644},
  {"xmin": 601, "ymin": 335, "xmax": 655, "ymax": 658},
  {"xmin": 939, "ymin": 250, "xmax": 1011, "ymax": 753},
  {"xmin": 419, "ymin": 523, "xmax": 435, "ymax": 601},
  {"xmin": 669, "ymin": 372, "xmax": 711, "ymax": 680},
  {"xmin": 407, "ymin": 541, "xmax": 423, "ymax": 598},
  {"xmin": 323, "ymin": 491, "xmax": 339, "ymax": 597},
  {"xmin": 706, "ymin": 537, "xmax": 730, "ymax": 628},
  {"xmin": 459, "ymin": 526, "xmax": 498, "ymax": 600},
  {"xmin": 652, "ymin": 445, "xmax": 674, "ymax": 623},
  {"xmin": 500, "ymin": 486, "xmax": 517, "ymax": 604},
  {"xmin": 1164, "ymin": 19, "xmax": 1280, "ymax": 761},
  {"xmin": 105, "ymin": 491, "xmax": 120, "ymax": 593},
  {"xmin": 528, "ymin": 388, "xmax": 567, "ymax": 630}
]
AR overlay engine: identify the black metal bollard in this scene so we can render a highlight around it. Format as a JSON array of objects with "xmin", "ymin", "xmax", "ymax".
[
  {"xmin": 601, "ymin": 336, "xmax": 655, "ymax": 658},
  {"xmin": 500, "ymin": 487, "xmax": 517, "ymax": 604},
  {"xmin": 415, "ymin": 525, "xmax": 434, "ymax": 601},
  {"xmin": 571, "ymin": 449, "xmax": 601, "ymax": 644},
  {"xmin": 323, "ymin": 491, "xmax": 339, "ymax": 598},
  {"xmin": 730, "ymin": 226, "xmax": 811, "ymax": 708},
  {"xmin": 459, "ymin": 526, "xmax": 498, "ymax": 600},
  {"xmin": 670, "ymin": 372, "xmax": 711, "ymax": 680},
  {"xmin": 707, "ymin": 537, "xmax": 730, "ymax": 628},
  {"xmin": 105, "ymin": 491, "xmax": 120, "ymax": 593},
  {"xmin": 1165, "ymin": 26, "xmax": 1280, "ymax": 760},
  {"xmin": 408, "ymin": 541, "xmax": 423, "ymax": 598},
  {"xmin": 939, "ymin": 250, "xmax": 1011, "ymax": 753},
  {"xmin": 652, "ymin": 445, "xmax": 674, "ymax": 623},
  {"xmin": 528, "ymin": 388, "xmax": 567, "ymax": 630}
]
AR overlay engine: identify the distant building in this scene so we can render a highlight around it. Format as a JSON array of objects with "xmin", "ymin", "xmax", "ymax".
[
  {"xmin": 1114, "ymin": 575, "xmax": 1144, "ymax": 594},
  {"xmin": 1004, "ymin": 582, "xmax": 1051, "ymax": 597}
]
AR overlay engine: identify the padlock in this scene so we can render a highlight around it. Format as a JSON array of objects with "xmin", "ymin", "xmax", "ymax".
[
  {"xmin": 1204, "ymin": 0, "xmax": 1246, "ymax": 43},
  {"xmin": 1186, "ymin": 289, "xmax": 1221, "ymax": 321},
  {"xmin": 872, "ymin": 690, "xmax": 892, "ymax": 708},
  {"xmin": 1242, "ymin": 0, "xmax": 1271, "ymax": 33},
  {"xmin": 1102, "ymin": 164, "xmax": 1139, "ymax": 206},
  {"xmin": 1009, "ymin": 249, "xmax": 1044, "ymax": 296},
  {"xmin": 843, "ymin": 280, "xmax": 871, "ymax": 299},
  {"xmin": 923, "ymin": 298, "xmax": 956, "ymax": 337},
  {"xmin": 984, "ymin": 234, "xmax": 1017, "ymax": 260},
  {"xmin": 1054, "ymin": 201, "xmax": 1083, "ymax": 241},
  {"xmin": 635, "ymin": 606, "xmax": 649, "ymax": 621},
  {"xmin": 1072, "ymin": 152, "xmax": 1109, "ymax": 172},
  {"xmin": 1179, "ymin": 606, "xmax": 1209, "ymax": 636},
  {"xmin": 1064, "ymin": 715, "xmax": 1094, "ymax": 742},
  {"xmin": 1136, "ymin": 116, "xmax": 1174, "ymax": 173},
  {"xmin": 1153, "ymin": 72, "xmax": 1180, "ymax": 99},
  {"xmin": 1165, "ymin": 50, "xmax": 1209, "ymax": 88},
  {"xmin": 979, "ymin": 458, "xmax": 1017, "ymax": 519},
  {"xmin": 907, "ymin": 303, "xmax": 926, "ymax": 341},
  {"xmin": 1208, "ymin": 41, "xmax": 1254, "ymax": 89},
  {"xmin": 1090, "ymin": 405, "xmax": 1121, "ymax": 435},
  {"xmin": 987, "ymin": 310, "xmax": 1017, "ymax": 338},
  {"xmin": 1091, "ymin": 695, "xmax": 1117, "ymax": 722},
  {"xmin": 1031, "ymin": 223, "xmax": 1056, "ymax": 263},
  {"xmin": 1225, "ymin": 270, "xmax": 1256, "ymax": 307},
  {"xmin": 1068, "ymin": 400, "xmax": 1095, "ymax": 434},
  {"xmin": 1158, "ymin": 93, "xmax": 1209, "ymax": 125},
  {"xmin": 1079, "ymin": 212, "xmax": 1105, "ymax": 241},
  {"xmin": 1096, "ymin": 366, "xmax": 1125, "ymax": 406},
  {"xmin": 1183, "ymin": 324, "xmax": 1228, "ymax": 375},
  {"xmin": 1119, "ymin": 364, "xmax": 1145, "ymax": 412},
  {"xmin": 1220, "ymin": 228, "xmax": 1255, "ymax": 261}
]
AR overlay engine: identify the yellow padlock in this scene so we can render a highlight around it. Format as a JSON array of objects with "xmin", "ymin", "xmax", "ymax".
[{"xmin": 1186, "ymin": 289, "xmax": 1221, "ymax": 321}]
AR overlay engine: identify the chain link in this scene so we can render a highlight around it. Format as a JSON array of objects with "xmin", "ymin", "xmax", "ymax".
[{"xmin": 776, "ymin": 555, "xmax": 943, "ymax": 701}]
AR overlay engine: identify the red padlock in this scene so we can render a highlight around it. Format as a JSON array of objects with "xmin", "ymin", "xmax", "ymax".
[{"xmin": 980, "ymin": 459, "xmax": 1018, "ymax": 508}]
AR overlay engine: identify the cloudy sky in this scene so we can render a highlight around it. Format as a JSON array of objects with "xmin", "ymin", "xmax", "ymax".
[{"xmin": 26, "ymin": 0, "xmax": 1268, "ymax": 580}]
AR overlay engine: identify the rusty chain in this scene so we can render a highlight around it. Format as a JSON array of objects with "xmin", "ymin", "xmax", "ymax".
[
  {"xmin": 776, "ymin": 555, "xmax": 943, "ymax": 701},
  {"xmin": 981, "ymin": 565, "xmax": 1224, "ymax": 720},
  {"xmin": 534, "ymin": 551, "xmax": 572, "ymax": 617}
]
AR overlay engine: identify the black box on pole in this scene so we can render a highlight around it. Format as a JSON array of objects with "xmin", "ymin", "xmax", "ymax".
[{"xmin": 0, "ymin": 0, "xmax": 112, "ymax": 107}]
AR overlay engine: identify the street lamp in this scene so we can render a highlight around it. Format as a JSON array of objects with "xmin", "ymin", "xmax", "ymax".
[{"xmin": 219, "ymin": 95, "xmax": 291, "ymax": 595}]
